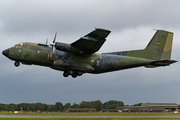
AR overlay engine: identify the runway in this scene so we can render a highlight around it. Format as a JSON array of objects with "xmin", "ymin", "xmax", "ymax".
[{"xmin": 0, "ymin": 115, "xmax": 180, "ymax": 118}]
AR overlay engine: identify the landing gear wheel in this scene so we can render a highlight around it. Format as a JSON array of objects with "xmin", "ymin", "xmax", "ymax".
[
  {"xmin": 68, "ymin": 70, "xmax": 74, "ymax": 75},
  {"xmin": 72, "ymin": 73, "xmax": 77, "ymax": 78},
  {"xmin": 14, "ymin": 61, "xmax": 20, "ymax": 67},
  {"xmin": 63, "ymin": 72, "xmax": 69, "ymax": 77},
  {"xmin": 77, "ymin": 71, "xmax": 83, "ymax": 76}
]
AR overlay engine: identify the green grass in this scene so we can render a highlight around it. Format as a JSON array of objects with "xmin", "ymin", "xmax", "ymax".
[
  {"xmin": 0, "ymin": 112, "xmax": 180, "ymax": 120},
  {"xmin": 0, "ymin": 118, "xmax": 180, "ymax": 120}
]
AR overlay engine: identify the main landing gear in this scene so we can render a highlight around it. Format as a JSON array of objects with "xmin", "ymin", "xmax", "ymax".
[
  {"xmin": 63, "ymin": 70, "xmax": 83, "ymax": 78},
  {"xmin": 14, "ymin": 61, "xmax": 20, "ymax": 67}
]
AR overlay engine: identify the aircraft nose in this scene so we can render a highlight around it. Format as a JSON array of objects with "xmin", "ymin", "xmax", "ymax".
[{"xmin": 2, "ymin": 49, "xmax": 9, "ymax": 57}]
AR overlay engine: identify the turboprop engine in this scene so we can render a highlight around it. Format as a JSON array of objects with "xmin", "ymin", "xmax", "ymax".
[
  {"xmin": 55, "ymin": 42, "xmax": 72, "ymax": 52},
  {"xmin": 55, "ymin": 42, "xmax": 84, "ymax": 54}
]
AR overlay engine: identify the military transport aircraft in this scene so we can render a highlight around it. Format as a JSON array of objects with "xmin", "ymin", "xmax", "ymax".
[{"xmin": 2, "ymin": 28, "xmax": 177, "ymax": 78}]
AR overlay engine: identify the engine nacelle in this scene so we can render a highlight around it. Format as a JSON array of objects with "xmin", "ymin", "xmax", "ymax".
[
  {"xmin": 55, "ymin": 42, "xmax": 84, "ymax": 54},
  {"xmin": 55, "ymin": 42, "xmax": 72, "ymax": 52}
]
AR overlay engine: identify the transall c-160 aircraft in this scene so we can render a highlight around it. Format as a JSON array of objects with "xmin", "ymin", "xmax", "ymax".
[{"xmin": 2, "ymin": 28, "xmax": 177, "ymax": 78}]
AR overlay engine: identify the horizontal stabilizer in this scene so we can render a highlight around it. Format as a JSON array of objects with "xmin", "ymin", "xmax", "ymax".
[
  {"xmin": 151, "ymin": 60, "xmax": 177, "ymax": 66},
  {"xmin": 145, "ymin": 60, "xmax": 177, "ymax": 68}
]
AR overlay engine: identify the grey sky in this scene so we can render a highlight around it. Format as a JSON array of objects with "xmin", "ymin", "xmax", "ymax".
[{"xmin": 0, "ymin": 0, "xmax": 180, "ymax": 105}]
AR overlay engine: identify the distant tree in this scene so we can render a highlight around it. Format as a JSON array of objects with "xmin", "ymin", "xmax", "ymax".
[
  {"xmin": 8, "ymin": 104, "xmax": 16, "ymax": 111},
  {"xmin": 71, "ymin": 103, "xmax": 79, "ymax": 108},
  {"xmin": 116, "ymin": 101, "xmax": 124, "ymax": 107},
  {"xmin": 48, "ymin": 105, "xmax": 55, "ymax": 112},
  {"xmin": 4, "ymin": 104, "xmax": 8, "ymax": 111},
  {"xmin": 16, "ymin": 104, "xmax": 21, "ymax": 111},
  {"xmin": 16, "ymin": 103, "xmax": 33, "ymax": 111},
  {"xmin": 80, "ymin": 101, "xmax": 93, "ymax": 108},
  {"xmin": 80, "ymin": 101, "xmax": 87, "ymax": 108},
  {"xmin": 132, "ymin": 103, "xmax": 142, "ymax": 106},
  {"xmin": 93, "ymin": 100, "xmax": 102, "ymax": 111},
  {"xmin": 0, "ymin": 104, "xmax": 5, "ymax": 111},
  {"xmin": 12, "ymin": 104, "xmax": 17, "ymax": 111},
  {"xmin": 106, "ymin": 105, "xmax": 116, "ymax": 109},
  {"xmin": 64, "ymin": 103, "xmax": 71, "ymax": 109},
  {"xmin": 31, "ymin": 104, "xmax": 35, "ymax": 111},
  {"xmin": 43, "ymin": 104, "xmax": 49, "ymax": 111},
  {"xmin": 26, "ymin": 103, "xmax": 31, "ymax": 111},
  {"xmin": 55, "ymin": 102, "xmax": 63, "ymax": 111},
  {"xmin": 24, "ymin": 103, "xmax": 30, "ymax": 111},
  {"xmin": 88, "ymin": 101, "xmax": 94, "ymax": 108},
  {"xmin": 0, "ymin": 100, "xmax": 126, "ymax": 112},
  {"xmin": 35, "ymin": 103, "xmax": 44, "ymax": 111},
  {"xmin": 103, "ymin": 100, "xmax": 124, "ymax": 109}
]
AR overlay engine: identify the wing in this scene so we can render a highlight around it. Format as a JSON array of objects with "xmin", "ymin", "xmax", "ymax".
[{"xmin": 71, "ymin": 28, "xmax": 111, "ymax": 53}]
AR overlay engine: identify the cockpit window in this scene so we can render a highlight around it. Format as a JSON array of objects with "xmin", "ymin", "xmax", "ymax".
[{"xmin": 14, "ymin": 42, "xmax": 23, "ymax": 48}]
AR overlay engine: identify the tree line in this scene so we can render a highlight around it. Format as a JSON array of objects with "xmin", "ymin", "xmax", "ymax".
[{"xmin": 0, "ymin": 100, "xmax": 124, "ymax": 112}]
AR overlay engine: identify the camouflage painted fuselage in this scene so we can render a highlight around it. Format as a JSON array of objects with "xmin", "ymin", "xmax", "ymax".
[
  {"xmin": 2, "ymin": 29, "xmax": 177, "ymax": 78},
  {"xmin": 7, "ymin": 43, "xmax": 151, "ymax": 74}
]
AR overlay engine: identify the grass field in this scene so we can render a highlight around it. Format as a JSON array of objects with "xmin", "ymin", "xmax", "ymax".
[
  {"xmin": 0, "ymin": 118, "xmax": 180, "ymax": 120},
  {"xmin": 0, "ymin": 112, "xmax": 180, "ymax": 120}
]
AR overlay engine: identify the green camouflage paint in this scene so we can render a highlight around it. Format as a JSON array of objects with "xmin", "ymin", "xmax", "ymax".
[{"xmin": 2, "ymin": 29, "xmax": 177, "ymax": 78}]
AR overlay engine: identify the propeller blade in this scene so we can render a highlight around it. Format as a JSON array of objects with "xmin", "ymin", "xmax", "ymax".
[
  {"xmin": 50, "ymin": 45, "xmax": 56, "ymax": 59},
  {"xmin": 50, "ymin": 31, "xmax": 57, "ymax": 59},
  {"xmin": 53, "ymin": 31, "xmax": 57, "ymax": 43},
  {"xmin": 46, "ymin": 38, "xmax": 48, "ymax": 44}
]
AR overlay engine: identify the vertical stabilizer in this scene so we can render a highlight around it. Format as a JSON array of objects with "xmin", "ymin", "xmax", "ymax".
[{"xmin": 143, "ymin": 30, "xmax": 173, "ymax": 60}]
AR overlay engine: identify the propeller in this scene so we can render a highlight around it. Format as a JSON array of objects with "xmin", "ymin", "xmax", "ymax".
[
  {"xmin": 53, "ymin": 31, "xmax": 57, "ymax": 43},
  {"xmin": 50, "ymin": 31, "xmax": 57, "ymax": 46},
  {"xmin": 50, "ymin": 32, "xmax": 57, "ymax": 58},
  {"xmin": 46, "ymin": 38, "xmax": 48, "ymax": 44}
]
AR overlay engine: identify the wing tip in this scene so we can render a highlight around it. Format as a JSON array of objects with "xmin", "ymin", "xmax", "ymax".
[{"xmin": 95, "ymin": 28, "xmax": 111, "ymax": 33}]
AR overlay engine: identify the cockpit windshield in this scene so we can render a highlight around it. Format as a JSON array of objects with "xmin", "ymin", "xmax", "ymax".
[{"xmin": 14, "ymin": 42, "xmax": 23, "ymax": 48}]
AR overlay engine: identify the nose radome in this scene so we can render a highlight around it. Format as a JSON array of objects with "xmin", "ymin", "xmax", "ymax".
[{"xmin": 2, "ymin": 49, "xmax": 9, "ymax": 57}]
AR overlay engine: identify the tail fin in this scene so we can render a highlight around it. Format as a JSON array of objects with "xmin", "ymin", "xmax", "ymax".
[
  {"xmin": 107, "ymin": 29, "xmax": 177, "ymax": 66},
  {"xmin": 143, "ymin": 30, "xmax": 173, "ymax": 60}
]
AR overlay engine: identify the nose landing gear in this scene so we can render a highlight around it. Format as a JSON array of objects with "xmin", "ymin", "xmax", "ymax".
[{"xmin": 14, "ymin": 61, "xmax": 20, "ymax": 67}]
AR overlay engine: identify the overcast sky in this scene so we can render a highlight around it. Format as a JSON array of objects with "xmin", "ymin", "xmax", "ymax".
[{"xmin": 0, "ymin": 0, "xmax": 180, "ymax": 106}]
